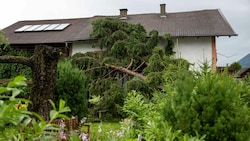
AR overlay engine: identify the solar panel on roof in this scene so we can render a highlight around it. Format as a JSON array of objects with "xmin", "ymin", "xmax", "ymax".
[
  {"xmin": 15, "ymin": 25, "xmax": 32, "ymax": 32},
  {"xmin": 25, "ymin": 25, "xmax": 41, "ymax": 31},
  {"xmin": 44, "ymin": 24, "xmax": 60, "ymax": 30},
  {"xmin": 54, "ymin": 23, "xmax": 70, "ymax": 30},
  {"xmin": 34, "ymin": 24, "xmax": 50, "ymax": 31},
  {"xmin": 15, "ymin": 23, "xmax": 71, "ymax": 32}
]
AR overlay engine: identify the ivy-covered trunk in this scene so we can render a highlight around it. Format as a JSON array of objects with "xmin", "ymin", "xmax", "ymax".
[
  {"xmin": 0, "ymin": 45, "xmax": 60, "ymax": 120},
  {"xmin": 29, "ymin": 46, "xmax": 60, "ymax": 120}
]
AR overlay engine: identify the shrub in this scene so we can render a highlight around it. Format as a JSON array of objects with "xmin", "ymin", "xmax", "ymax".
[
  {"xmin": 121, "ymin": 91, "xmax": 206, "ymax": 141},
  {"xmin": 163, "ymin": 70, "xmax": 250, "ymax": 141},
  {"xmin": 55, "ymin": 59, "xmax": 88, "ymax": 118}
]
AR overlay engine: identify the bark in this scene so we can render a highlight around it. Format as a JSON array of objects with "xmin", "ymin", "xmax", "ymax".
[
  {"xmin": 0, "ymin": 45, "xmax": 60, "ymax": 120},
  {"xmin": 77, "ymin": 56, "xmax": 146, "ymax": 80},
  {"xmin": 29, "ymin": 45, "xmax": 60, "ymax": 120},
  {"xmin": 0, "ymin": 56, "xmax": 32, "ymax": 67},
  {"xmin": 104, "ymin": 63, "xmax": 146, "ymax": 80}
]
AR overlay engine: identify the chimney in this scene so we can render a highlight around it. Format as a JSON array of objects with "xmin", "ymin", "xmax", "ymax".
[
  {"xmin": 120, "ymin": 9, "xmax": 128, "ymax": 19},
  {"xmin": 160, "ymin": 4, "xmax": 166, "ymax": 17}
]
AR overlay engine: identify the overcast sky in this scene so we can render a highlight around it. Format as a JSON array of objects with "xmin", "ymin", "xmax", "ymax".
[{"xmin": 1, "ymin": 0, "xmax": 249, "ymax": 66}]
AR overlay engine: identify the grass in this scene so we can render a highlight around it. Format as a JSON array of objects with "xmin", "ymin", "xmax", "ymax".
[{"xmin": 81, "ymin": 121, "xmax": 122, "ymax": 140}]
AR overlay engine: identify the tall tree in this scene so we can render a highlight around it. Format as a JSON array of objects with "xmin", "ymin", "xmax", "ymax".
[{"xmin": 0, "ymin": 43, "xmax": 60, "ymax": 120}]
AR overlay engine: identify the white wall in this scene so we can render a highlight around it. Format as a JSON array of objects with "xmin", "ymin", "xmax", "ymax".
[
  {"xmin": 159, "ymin": 37, "xmax": 212, "ymax": 70},
  {"xmin": 73, "ymin": 37, "xmax": 213, "ymax": 70},
  {"xmin": 72, "ymin": 41, "xmax": 104, "ymax": 55}
]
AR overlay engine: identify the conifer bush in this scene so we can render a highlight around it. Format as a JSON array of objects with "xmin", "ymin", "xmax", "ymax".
[
  {"xmin": 163, "ymin": 69, "xmax": 250, "ymax": 141},
  {"xmin": 55, "ymin": 59, "xmax": 88, "ymax": 118}
]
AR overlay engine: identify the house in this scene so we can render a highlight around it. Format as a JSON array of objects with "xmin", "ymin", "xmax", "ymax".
[
  {"xmin": 2, "ymin": 4, "xmax": 237, "ymax": 70},
  {"xmin": 236, "ymin": 53, "xmax": 250, "ymax": 78},
  {"xmin": 238, "ymin": 53, "xmax": 250, "ymax": 68}
]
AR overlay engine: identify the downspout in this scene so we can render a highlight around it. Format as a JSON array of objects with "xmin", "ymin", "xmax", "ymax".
[{"xmin": 65, "ymin": 42, "xmax": 72, "ymax": 56}]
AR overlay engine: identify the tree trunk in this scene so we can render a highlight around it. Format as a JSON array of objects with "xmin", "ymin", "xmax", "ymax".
[
  {"xmin": 104, "ymin": 63, "xmax": 146, "ymax": 80},
  {"xmin": 0, "ymin": 45, "xmax": 60, "ymax": 120},
  {"xmin": 29, "ymin": 45, "xmax": 60, "ymax": 120}
]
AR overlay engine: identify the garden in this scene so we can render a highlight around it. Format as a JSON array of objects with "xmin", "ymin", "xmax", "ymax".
[{"xmin": 0, "ymin": 18, "xmax": 250, "ymax": 140}]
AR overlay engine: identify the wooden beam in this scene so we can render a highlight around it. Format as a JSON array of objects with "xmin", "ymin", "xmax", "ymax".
[{"xmin": 212, "ymin": 36, "xmax": 217, "ymax": 71}]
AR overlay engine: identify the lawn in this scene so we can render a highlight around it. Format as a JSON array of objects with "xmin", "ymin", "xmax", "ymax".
[{"xmin": 82, "ymin": 121, "xmax": 122, "ymax": 140}]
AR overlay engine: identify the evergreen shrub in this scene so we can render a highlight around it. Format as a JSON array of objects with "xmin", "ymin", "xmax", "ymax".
[
  {"xmin": 163, "ymin": 70, "xmax": 250, "ymax": 141},
  {"xmin": 55, "ymin": 59, "xmax": 88, "ymax": 118}
]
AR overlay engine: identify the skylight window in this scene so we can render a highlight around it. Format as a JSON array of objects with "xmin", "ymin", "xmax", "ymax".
[{"xmin": 15, "ymin": 23, "xmax": 71, "ymax": 32}]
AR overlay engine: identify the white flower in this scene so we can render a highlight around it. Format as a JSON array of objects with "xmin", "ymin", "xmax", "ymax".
[
  {"xmin": 80, "ymin": 117, "xmax": 87, "ymax": 124},
  {"xmin": 80, "ymin": 133, "xmax": 89, "ymax": 141},
  {"xmin": 98, "ymin": 126, "xmax": 102, "ymax": 133},
  {"xmin": 59, "ymin": 129, "xmax": 67, "ymax": 139}
]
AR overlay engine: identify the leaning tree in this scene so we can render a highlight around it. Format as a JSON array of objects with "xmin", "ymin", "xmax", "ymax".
[
  {"xmin": 0, "ymin": 44, "xmax": 60, "ymax": 120},
  {"xmin": 71, "ymin": 17, "xmax": 177, "ymax": 117}
]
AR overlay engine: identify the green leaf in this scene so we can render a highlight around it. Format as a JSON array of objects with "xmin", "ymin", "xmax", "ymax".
[
  {"xmin": 32, "ymin": 112, "xmax": 45, "ymax": 123},
  {"xmin": 59, "ymin": 106, "xmax": 71, "ymax": 114},
  {"xmin": 69, "ymin": 131, "xmax": 81, "ymax": 141},
  {"xmin": 10, "ymin": 88, "xmax": 22, "ymax": 99},
  {"xmin": 15, "ymin": 81, "xmax": 27, "ymax": 87},
  {"xmin": 59, "ymin": 99, "xmax": 66, "ymax": 111},
  {"xmin": 49, "ymin": 99, "xmax": 56, "ymax": 110},
  {"xmin": 49, "ymin": 110, "xmax": 58, "ymax": 120},
  {"xmin": 22, "ymin": 117, "xmax": 32, "ymax": 126},
  {"xmin": 13, "ymin": 76, "xmax": 27, "ymax": 82},
  {"xmin": 7, "ymin": 81, "xmax": 16, "ymax": 88},
  {"xmin": 0, "ymin": 87, "xmax": 8, "ymax": 94},
  {"xmin": 32, "ymin": 119, "xmax": 40, "ymax": 133},
  {"xmin": 55, "ymin": 114, "xmax": 69, "ymax": 119}
]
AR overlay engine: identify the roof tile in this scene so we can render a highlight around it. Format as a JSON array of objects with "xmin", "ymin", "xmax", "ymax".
[{"xmin": 3, "ymin": 9, "xmax": 237, "ymax": 44}]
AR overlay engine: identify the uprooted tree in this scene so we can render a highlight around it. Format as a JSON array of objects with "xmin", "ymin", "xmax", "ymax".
[
  {"xmin": 71, "ymin": 17, "xmax": 179, "ymax": 117},
  {"xmin": 0, "ymin": 44, "xmax": 60, "ymax": 120}
]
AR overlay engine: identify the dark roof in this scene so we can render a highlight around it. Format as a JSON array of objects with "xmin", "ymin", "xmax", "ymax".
[
  {"xmin": 3, "ymin": 9, "xmax": 237, "ymax": 44},
  {"xmin": 235, "ymin": 67, "xmax": 250, "ymax": 78},
  {"xmin": 238, "ymin": 53, "xmax": 250, "ymax": 68}
]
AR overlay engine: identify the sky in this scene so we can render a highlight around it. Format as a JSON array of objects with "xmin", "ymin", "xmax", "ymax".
[{"xmin": 1, "ymin": 0, "xmax": 250, "ymax": 66}]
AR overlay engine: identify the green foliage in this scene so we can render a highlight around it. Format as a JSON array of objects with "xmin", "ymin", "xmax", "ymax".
[
  {"xmin": 0, "ymin": 33, "xmax": 30, "ymax": 79},
  {"xmin": 230, "ymin": 61, "xmax": 242, "ymax": 72},
  {"xmin": 126, "ymin": 77, "xmax": 153, "ymax": 98},
  {"xmin": 163, "ymin": 69, "xmax": 250, "ymax": 141},
  {"xmin": 0, "ymin": 30, "xmax": 9, "ymax": 54},
  {"xmin": 73, "ymin": 17, "xmax": 176, "ymax": 119},
  {"xmin": 163, "ymin": 33, "xmax": 175, "ymax": 55},
  {"xmin": 144, "ymin": 47, "xmax": 190, "ymax": 90},
  {"xmin": 121, "ymin": 91, "xmax": 206, "ymax": 141},
  {"xmin": 88, "ymin": 77, "xmax": 125, "ymax": 118},
  {"xmin": 55, "ymin": 59, "xmax": 88, "ymax": 118},
  {"xmin": 0, "ymin": 47, "xmax": 32, "ymax": 79},
  {"xmin": 0, "ymin": 76, "xmax": 71, "ymax": 141},
  {"xmin": 90, "ymin": 17, "xmax": 160, "ymax": 61},
  {"xmin": 242, "ymin": 74, "xmax": 250, "ymax": 107}
]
